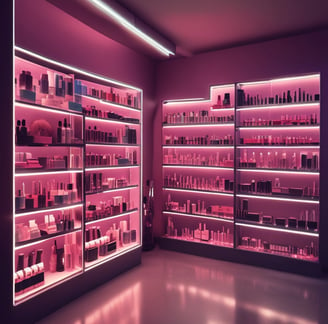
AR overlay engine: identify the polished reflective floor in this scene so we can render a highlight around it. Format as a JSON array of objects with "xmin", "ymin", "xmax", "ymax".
[{"xmin": 37, "ymin": 248, "xmax": 328, "ymax": 324}]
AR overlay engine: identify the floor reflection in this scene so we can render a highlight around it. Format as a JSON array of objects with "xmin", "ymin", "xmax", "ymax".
[{"xmin": 37, "ymin": 248, "xmax": 328, "ymax": 324}]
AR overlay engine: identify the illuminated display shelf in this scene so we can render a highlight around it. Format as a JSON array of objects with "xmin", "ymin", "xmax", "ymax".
[
  {"xmin": 85, "ymin": 142, "xmax": 139, "ymax": 147},
  {"xmin": 163, "ymin": 210, "xmax": 234, "ymax": 223},
  {"xmin": 161, "ymin": 75, "xmax": 322, "ymax": 273},
  {"xmin": 236, "ymin": 168, "xmax": 319, "ymax": 175},
  {"xmin": 236, "ymin": 101, "xmax": 319, "ymax": 111},
  {"xmin": 162, "ymin": 145, "xmax": 234, "ymax": 148},
  {"xmin": 236, "ymin": 193, "xmax": 319, "ymax": 204},
  {"xmin": 163, "ymin": 122, "xmax": 234, "ymax": 128},
  {"xmin": 15, "ymin": 268, "xmax": 83, "ymax": 305},
  {"xmin": 163, "ymin": 164, "xmax": 234, "ymax": 170},
  {"xmin": 85, "ymin": 165, "xmax": 139, "ymax": 171},
  {"xmin": 85, "ymin": 115, "xmax": 140, "ymax": 125},
  {"xmin": 85, "ymin": 185, "xmax": 138, "ymax": 196},
  {"xmin": 85, "ymin": 243, "xmax": 140, "ymax": 271},
  {"xmin": 237, "ymin": 125, "xmax": 320, "ymax": 130},
  {"xmin": 162, "ymin": 83, "xmax": 236, "ymax": 251},
  {"xmin": 15, "ymin": 100, "xmax": 83, "ymax": 116},
  {"xmin": 15, "ymin": 169, "xmax": 83, "ymax": 176},
  {"xmin": 15, "ymin": 203, "xmax": 84, "ymax": 217},
  {"xmin": 80, "ymin": 94, "xmax": 141, "ymax": 111},
  {"xmin": 237, "ymin": 245, "xmax": 318, "ymax": 262},
  {"xmin": 85, "ymin": 208, "xmax": 139, "ymax": 225},
  {"xmin": 15, "ymin": 202, "xmax": 84, "ymax": 215},
  {"xmin": 14, "ymin": 48, "xmax": 142, "ymax": 305},
  {"xmin": 163, "ymin": 187, "xmax": 233, "ymax": 196},
  {"xmin": 15, "ymin": 227, "xmax": 83, "ymax": 248},
  {"xmin": 236, "ymin": 145, "xmax": 319, "ymax": 149},
  {"xmin": 235, "ymin": 220, "xmax": 319, "ymax": 237}
]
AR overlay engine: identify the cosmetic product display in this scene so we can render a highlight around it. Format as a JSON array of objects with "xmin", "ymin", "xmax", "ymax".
[
  {"xmin": 15, "ymin": 151, "xmax": 82, "ymax": 170},
  {"xmin": 241, "ymin": 112, "xmax": 318, "ymax": 126},
  {"xmin": 14, "ymin": 50, "xmax": 142, "ymax": 305},
  {"xmin": 239, "ymin": 134, "xmax": 318, "ymax": 146},
  {"xmin": 161, "ymin": 77, "xmax": 320, "ymax": 268},
  {"xmin": 15, "ymin": 249, "xmax": 44, "ymax": 295},
  {"xmin": 237, "ymin": 178, "xmax": 318, "ymax": 198},
  {"xmin": 17, "ymin": 63, "xmax": 81, "ymax": 111},
  {"xmin": 15, "ymin": 209, "xmax": 78, "ymax": 244},
  {"xmin": 163, "ymin": 110, "xmax": 234, "ymax": 125},
  {"xmin": 85, "ymin": 220, "xmax": 137, "ymax": 263},
  {"xmin": 85, "ymin": 125, "xmax": 137, "ymax": 144},
  {"xmin": 85, "ymin": 197, "xmax": 134, "ymax": 222},
  {"xmin": 236, "ymin": 199, "xmax": 318, "ymax": 232},
  {"xmin": 164, "ymin": 173, "xmax": 234, "ymax": 192},
  {"xmin": 85, "ymin": 174, "xmax": 131, "ymax": 193},
  {"xmin": 85, "ymin": 151, "xmax": 138, "ymax": 167},
  {"xmin": 166, "ymin": 217, "xmax": 233, "ymax": 247},
  {"xmin": 75, "ymin": 80, "xmax": 139, "ymax": 108},
  {"xmin": 237, "ymin": 87, "xmax": 319, "ymax": 107},
  {"xmin": 163, "ymin": 150, "xmax": 233, "ymax": 167},
  {"xmin": 15, "ymin": 178, "xmax": 81, "ymax": 212},
  {"xmin": 164, "ymin": 134, "xmax": 233, "ymax": 145},
  {"xmin": 83, "ymin": 105, "xmax": 139, "ymax": 123},
  {"xmin": 238, "ymin": 150, "xmax": 319, "ymax": 171},
  {"xmin": 15, "ymin": 117, "xmax": 82, "ymax": 146},
  {"xmin": 239, "ymin": 236, "xmax": 318, "ymax": 260},
  {"xmin": 165, "ymin": 194, "xmax": 233, "ymax": 219}
]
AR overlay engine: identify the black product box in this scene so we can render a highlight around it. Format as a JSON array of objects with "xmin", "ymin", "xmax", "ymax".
[
  {"xmin": 245, "ymin": 212, "xmax": 260, "ymax": 222},
  {"xmin": 275, "ymin": 218, "xmax": 287, "ymax": 227}
]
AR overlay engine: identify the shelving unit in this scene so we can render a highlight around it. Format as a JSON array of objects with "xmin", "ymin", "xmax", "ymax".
[
  {"xmin": 13, "ymin": 48, "xmax": 142, "ymax": 305},
  {"xmin": 161, "ymin": 85, "xmax": 235, "ymax": 248},
  {"xmin": 235, "ymin": 74, "xmax": 320, "ymax": 263},
  {"xmin": 160, "ymin": 75, "xmax": 322, "ymax": 274}
]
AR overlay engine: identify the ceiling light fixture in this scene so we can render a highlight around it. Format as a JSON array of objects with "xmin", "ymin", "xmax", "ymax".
[{"xmin": 88, "ymin": 0, "xmax": 175, "ymax": 56}]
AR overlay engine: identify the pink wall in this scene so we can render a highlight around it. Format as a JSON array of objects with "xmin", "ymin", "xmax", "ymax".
[
  {"xmin": 154, "ymin": 29, "xmax": 328, "ymax": 240},
  {"xmin": 15, "ymin": 0, "xmax": 157, "ymax": 186}
]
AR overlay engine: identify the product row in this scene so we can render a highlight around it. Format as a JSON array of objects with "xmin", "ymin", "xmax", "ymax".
[
  {"xmin": 164, "ymin": 194, "xmax": 233, "ymax": 219},
  {"xmin": 163, "ymin": 110, "xmax": 234, "ymax": 125},
  {"xmin": 85, "ymin": 196, "xmax": 136, "ymax": 222},
  {"xmin": 85, "ymin": 125, "xmax": 137, "ymax": 144},
  {"xmin": 15, "ymin": 177, "xmax": 82, "ymax": 211},
  {"xmin": 83, "ymin": 105, "xmax": 139, "ymax": 123},
  {"xmin": 166, "ymin": 217, "xmax": 233, "ymax": 246},
  {"xmin": 163, "ymin": 150, "xmax": 234, "ymax": 167},
  {"xmin": 237, "ymin": 88, "xmax": 320, "ymax": 107},
  {"xmin": 163, "ymin": 173, "xmax": 234, "ymax": 192},
  {"xmin": 75, "ymin": 80, "xmax": 139, "ymax": 108},
  {"xmin": 238, "ymin": 150, "xmax": 319, "ymax": 171},
  {"xmin": 85, "ymin": 220, "xmax": 137, "ymax": 262},
  {"xmin": 164, "ymin": 134, "xmax": 234, "ymax": 145},
  {"xmin": 16, "ymin": 208, "xmax": 80, "ymax": 244},
  {"xmin": 240, "ymin": 112, "xmax": 319, "ymax": 127}
]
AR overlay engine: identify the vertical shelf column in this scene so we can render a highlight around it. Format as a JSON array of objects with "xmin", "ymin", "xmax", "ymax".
[{"xmin": 161, "ymin": 85, "xmax": 235, "ymax": 247}]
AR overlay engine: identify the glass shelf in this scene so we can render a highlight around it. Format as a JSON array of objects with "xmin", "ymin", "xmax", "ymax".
[
  {"xmin": 85, "ymin": 208, "xmax": 139, "ymax": 225},
  {"xmin": 15, "ymin": 100, "xmax": 83, "ymax": 116},
  {"xmin": 235, "ymin": 220, "xmax": 318, "ymax": 237},
  {"xmin": 163, "ymin": 187, "xmax": 234, "ymax": 196},
  {"xmin": 237, "ymin": 193, "xmax": 319, "ymax": 204},
  {"xmin": 85, "ymin": 115, "xmax": 140, "ymax": 125},
  {"xmin": 15, "ymin": 168, "xmax": 83, "ymax": 176},
  {"xmin": 85, "ymin": 185, "xmax": 138, "ymax": 196},
  {"xmin": 163, "ymin": 122, "xmax": 234, "ymax": 128},
  {"xmin": 85, "ymin": 165, "xmax": 139, "ymax": 171},
  {"xmin": 236, "ymin": 102, "xmax": 319, "ymax": 111},
  {"xmin": 236, "ymin": 168, "xmax": 319, "ymax": 175},
  {"xmin": 86, "ymin": 142, "xmax": 139, "ymax": 147},
  {"xmin": 163, "ymin": 164, "xmax": 234, "ymax": 170},
  {"xmin": 15, "ymin": 228, "xmax": 82, "ymax": 249},
  {"xmin": 163, "ymin": 210, "xmax": 234, "ymax": 223},
  {"xmin": 14, "ymin": 268, "xmax": 82, "ymax": 305},
  {"xmin": 15, "ymin": 203, "xmax": 84, "ymax": 217}
]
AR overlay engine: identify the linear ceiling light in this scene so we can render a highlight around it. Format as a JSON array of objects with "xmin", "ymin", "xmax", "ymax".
[{"xmin": 88, "ymin": 0, "xmax": 175, "ymax": 56}]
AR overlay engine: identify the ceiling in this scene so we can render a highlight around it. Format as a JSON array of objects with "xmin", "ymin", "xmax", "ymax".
[{"xmin": 48, "ymin": 0, "xmax": 328, "ymax": 59}]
